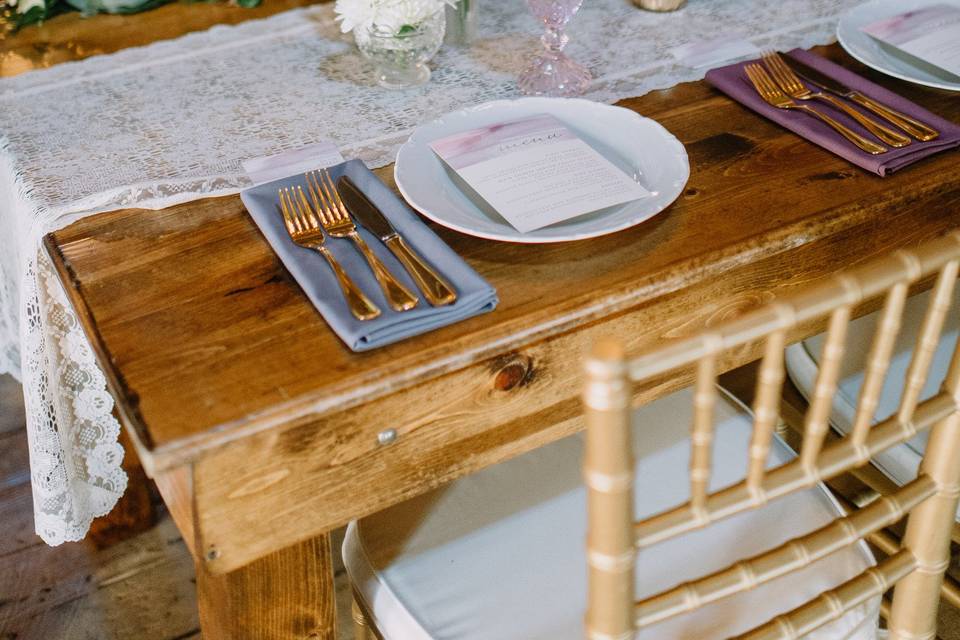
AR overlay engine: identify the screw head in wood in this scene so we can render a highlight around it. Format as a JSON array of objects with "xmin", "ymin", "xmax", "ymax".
[{"xmin": 378, "ymin": 429, "xmax": 398, "ymax": 446}]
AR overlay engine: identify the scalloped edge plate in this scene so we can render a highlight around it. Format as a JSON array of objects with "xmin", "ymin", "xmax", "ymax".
[
  {"xmin": 837, "ymin": 0, "xmax": 960, "ymax": 92},
  {"xmin": 394, "ymin": 97, "xmax": 690, "ymax": 244}
]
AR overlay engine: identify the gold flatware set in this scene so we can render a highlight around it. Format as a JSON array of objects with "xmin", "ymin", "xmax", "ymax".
[
  {"xmin": 279, "ymin": 169, "xmax": 457, "ymax": 320},
  {"xmin": 745, "ymin": 51, "xmax": 940, "ymax": 155}
]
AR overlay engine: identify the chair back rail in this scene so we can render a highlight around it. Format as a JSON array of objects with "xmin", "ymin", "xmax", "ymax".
[{"xmin": 584, "ymin": 230, "xmax": 960, "ymax": 639}]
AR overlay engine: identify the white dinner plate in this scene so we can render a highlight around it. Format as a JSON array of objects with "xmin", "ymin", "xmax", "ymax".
[
  {"xmin": 394, "ymin": 97, "xmax": 690, "ymax": 244},
  {"xmin": 837, "ymin": 0, "xmax": 960, "ymax": 92}
]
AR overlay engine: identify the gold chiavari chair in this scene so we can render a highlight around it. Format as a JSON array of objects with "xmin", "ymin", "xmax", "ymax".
[
  {"xmin": 585, "ymin": 231, "xmax": 960, "ymax": 639},
  {"xmin": 346, "ymin": 383, "xmax": 877, "ymax": 640},
  {"xmin": 343, "ymin": 231, "xmax": 960, "ymax": 640},
  {"xmin": 784, "ymin": 287, "xmax": 960, "ymax": 534},
  {"xmin": 779, "ymin": 285, "xmax": 960, "ymax": 611}
]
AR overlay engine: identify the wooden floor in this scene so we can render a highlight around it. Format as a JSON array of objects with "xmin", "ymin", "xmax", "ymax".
[
  {"xmin": 1, "ymin": 370, "xmax": 959, "ymax": 638},
  {"xmin": 0, "ymin": 373, "xmax": 354, "ymax": 640}
]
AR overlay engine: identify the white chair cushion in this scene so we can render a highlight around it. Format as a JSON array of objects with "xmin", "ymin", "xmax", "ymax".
[
  {"xmin": 344, "ymin": 388, "xmax": 880, "ymax": 640},
  {"xmin": 785, "ymin": 289, "xmax": 959, "ymax": 515}
]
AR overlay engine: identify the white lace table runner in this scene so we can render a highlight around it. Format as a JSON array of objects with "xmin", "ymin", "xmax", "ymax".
[{"xmin": 0, "ymin": 0, "xmax": 861, "ymax": 545}]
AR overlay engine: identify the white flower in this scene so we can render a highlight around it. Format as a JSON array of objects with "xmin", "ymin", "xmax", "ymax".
[
  {"xmin": 334, "ymin": 0, "xmax": 377, "ymax": 34},
  {"xmin": 336, "ymin": 0, "xmax": 454, "ymax": 35},
  {"xmin": 15, "ymin": 0, "xmax": 44, "ymax": 13}
]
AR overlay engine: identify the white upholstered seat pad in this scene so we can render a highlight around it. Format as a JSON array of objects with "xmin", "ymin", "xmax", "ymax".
[
  {"xmin": 785, "ymin": 289, "xmax": 959, "ymax": 494},
  {"xmin": 344, "ymin": 388, "xmax": 879, "ymax": 640}
]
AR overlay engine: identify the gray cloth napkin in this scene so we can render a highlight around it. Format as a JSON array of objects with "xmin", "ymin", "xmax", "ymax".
[
  {"xmin": 705, "ymin": 49, "xmax": 960, "ymax": 176},
  {"xmin": 241, "ymin": 159, "xmax": 498, "ymax": 351}
]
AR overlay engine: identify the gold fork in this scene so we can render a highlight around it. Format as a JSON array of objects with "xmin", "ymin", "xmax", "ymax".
[
  {"xmin": 306, "ymin": 169, "xmax": 419, "ymax": 312},
  {"xmin": 279, "ymin": 186, "xmax": 381, "ymax": 321},
  {"xmin": 744, "ymin": 64, "xmax": 888, "ymax": 156},
  {"xmin": 762, "ymin": 51, "xmax": 911, "ymax": 148}
]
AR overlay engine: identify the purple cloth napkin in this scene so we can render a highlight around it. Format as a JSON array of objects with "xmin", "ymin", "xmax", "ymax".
[{"xmin": 705, "ymin": 49, "xmax": 960, "ymax": 176}]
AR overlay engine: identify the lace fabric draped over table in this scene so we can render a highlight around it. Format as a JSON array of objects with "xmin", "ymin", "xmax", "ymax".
[{"xmin": 0, "ymin": 0, "xmax": 862, "ymax": 544}]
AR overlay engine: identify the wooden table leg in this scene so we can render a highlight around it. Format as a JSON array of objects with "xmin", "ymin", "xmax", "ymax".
[{"xmin": 197, "ymin": 533, "xmax": 337, "ymax": 640}]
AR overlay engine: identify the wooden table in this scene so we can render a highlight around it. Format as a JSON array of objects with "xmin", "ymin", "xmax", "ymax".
[{"xmin": 13, "ymin": 6, "xmax": 960, "ymax": 636}]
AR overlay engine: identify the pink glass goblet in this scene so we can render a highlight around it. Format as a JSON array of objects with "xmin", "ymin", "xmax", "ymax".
[{"xmin": 518, "ymin": 0, "xmax": 592, "ymax": 97}]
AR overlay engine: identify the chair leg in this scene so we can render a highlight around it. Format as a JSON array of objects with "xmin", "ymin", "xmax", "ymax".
[{"xmin": 352, "ymin": 592, "xmax": 377, "ymax": 640}]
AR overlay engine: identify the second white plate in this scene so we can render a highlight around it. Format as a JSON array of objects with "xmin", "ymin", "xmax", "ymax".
[
  {"xmin": 394, "ymin": 97, "xmax": 690, "ymax": 244},
  {"xmin": 837, "ymin": 0, "xmax": 960, "ymax": 92}
]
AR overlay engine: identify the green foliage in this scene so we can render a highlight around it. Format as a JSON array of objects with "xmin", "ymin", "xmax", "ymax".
[
  {"xmin": 7, "ymin": 0, "xmax": 260, "ymax": 29},
  {"xmin": 12, "ymin": 0, "xmax": 59, "ymax": 28},
  {"xmin": 108, "ymin": 0, "xmax": 169, "ymax": 14},
  {"xmin": 14, "ymin": 4, "xmax": 47, "ymax": 26}
]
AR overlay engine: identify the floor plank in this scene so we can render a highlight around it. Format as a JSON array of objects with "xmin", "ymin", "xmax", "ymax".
[
  {"xmin": 1, "ymin": 368, "xmax": 354, "ymax": 639},
  {"xmin": 0, "ymin": 483, "xmax": 41, "ymax": 558},
  {"xmin": 0, "ymin": 431, "xmax": 29, "ymax": 492},
  {"xmin": 0, "ymin": 374, "xmax": 25, "ymax": 436}
]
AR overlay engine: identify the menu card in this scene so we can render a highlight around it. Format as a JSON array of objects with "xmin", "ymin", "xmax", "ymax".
[
  {"xmin": 430, "ymin": 114, "xmax": 650, "ymax": 233},
  {"xmin": 671, "ymin": 34, "xmax": 761, "ymax": 69},
  {"xmin": 242, "ymin": 141, "xmax": 345, "ymax": 186},
  {"xmin": 861, "ymin": 4, "xmax": 960, "ymax": 79}
]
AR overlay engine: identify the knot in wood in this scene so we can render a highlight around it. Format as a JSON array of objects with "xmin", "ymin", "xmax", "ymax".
[{"xmin": 493, "ymin": 356, "xmax": 534, "ymax": 391}]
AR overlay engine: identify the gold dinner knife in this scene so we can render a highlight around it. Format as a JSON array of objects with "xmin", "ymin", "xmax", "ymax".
[
  {"xmin": 337, "ymin": 176, "xmax": 458, "ymax": 307},
  {"xmin": 781, "ymin": 55, "xmax": 940, "ymax": 142}
]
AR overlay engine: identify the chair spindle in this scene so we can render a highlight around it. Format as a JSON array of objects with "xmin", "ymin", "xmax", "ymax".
[
  {"xmin": 851, "ymin": 283, "xmax": 909, "ymax": 447},
  {"xmin": 747, "ymin": 330, "xmax": 787, "ymax": 495},
  {"xmin": 584, "ymin": 340, "xmax": 636, "ymax": 640},
  {"xmin": 889, "ymin": 308, "xmax": 960, "ymax": 639},
  {"xmin": 897, "ymin": 261, "xmax": 959, "ymax": 426},
  {"xmin": 591, "ymin": 233, "xmax": 960, "ymax": 640},
  {"xmin": 691, "ymin": 349, "xmax": 718, "ymax": 516},
  {"xmin": 800, "ymin": 306, "xmax": 851, "ymax": 469}
]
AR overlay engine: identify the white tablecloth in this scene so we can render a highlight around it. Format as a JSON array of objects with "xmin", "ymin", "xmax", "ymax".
[{"xmin": 0, "ymin": 0, "xmax": 861, "ymax": 544}]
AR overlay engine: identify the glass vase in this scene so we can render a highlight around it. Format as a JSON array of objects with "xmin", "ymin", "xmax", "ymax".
[
  {"xmin": 445, "ymin": 0, "xmax": 478, "ymax": 46},
  {"xmin": 355, "ymin": 11, "xmax": 446, "ymax": 90},
  {"xmin": 518, "ymin": 0, "xmax": 592, "ymax": 97}
]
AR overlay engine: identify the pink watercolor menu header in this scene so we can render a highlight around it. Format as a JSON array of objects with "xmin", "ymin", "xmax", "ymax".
[
  {"xmin": 862, "ymin": 4, "xmax": 960, "ymax": 45},
  {"xmin": 430, "ymin": 114, "xmax": 577, "ymax": 170}
]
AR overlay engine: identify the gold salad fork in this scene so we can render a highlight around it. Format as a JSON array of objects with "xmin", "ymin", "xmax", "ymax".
[
  {"xmin": 744, "ymin": 64, "xmax": 888, "ymax": 156},
  {"xmin": 279, "ymin": 186, "xmax": 382, "ymax": 321},
  {"xmin": 306, "ymin": 169, "xmax": 420, "ymax": 312},
  {"xmin": 762, "ymin": 51, "xmax": 911, "ymax": 148}
]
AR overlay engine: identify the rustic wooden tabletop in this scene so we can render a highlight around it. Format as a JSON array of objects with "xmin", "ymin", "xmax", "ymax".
[{"xmin": 16, "ymin": 6, "xmax": 960, "ymax": 635}]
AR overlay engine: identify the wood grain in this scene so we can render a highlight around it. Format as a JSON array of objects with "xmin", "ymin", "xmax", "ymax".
[
  {"xmin": 193, "ymin": 207, "xmax": 960, "ymax": 574},
  {"xmin": 154, "ymin": 465, "xmax": 196, "ymax": 556},
  {"xmin": 0, "ymin": 482, "xmax": 41, "ymax": 556},
  {"xmin": 0, "ymin": 374, "xmax": 25, "ymax": 436},
  {"xmin": 0, "ymin": 515, "xmax": 198, "ymax": 639},
  {"xmin": 197, "ymin": 533, "xmax": 337, "ymax": 640},
  {"xmin": 0, "ymin": 375, "xmax": 357, "ymax": 639},
  {"xmin": 31, "ymin": 19, "xmax": 960, "ymax": 630},
  {"xmin": 0, "ymin": 430, "xmax": 29, "ymax": 490},
  {"xmin": 0, "ymin": 0, "xmax": 327, "ymax": 79},
  {"xmin": 46, "ymin": 46, "xmax": 960, "ymax": 475}
]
